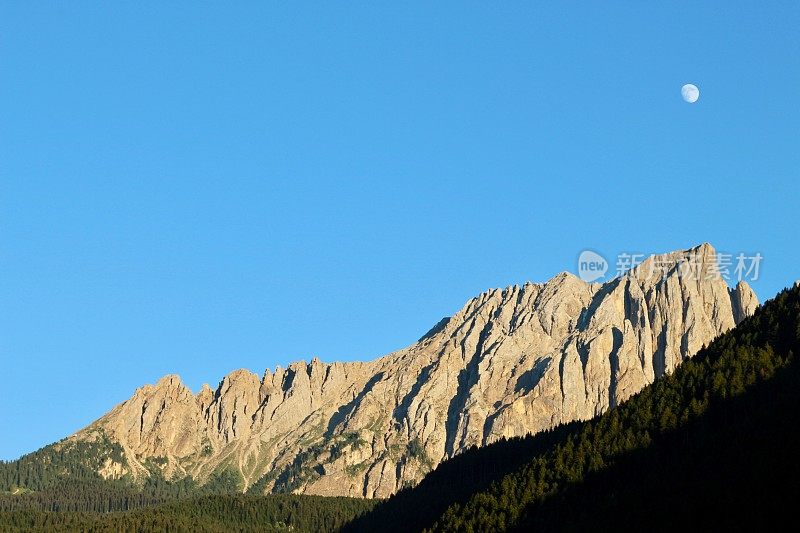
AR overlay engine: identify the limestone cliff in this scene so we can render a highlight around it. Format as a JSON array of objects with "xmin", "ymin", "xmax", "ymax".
[{"xmin": 73, "ymin": 243, "xmax": 758, "ymax": 497}]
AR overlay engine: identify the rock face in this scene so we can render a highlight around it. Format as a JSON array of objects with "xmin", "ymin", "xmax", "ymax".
[{"xmin": 74, "ymin": 243, "xmax": 758, "ymax": 497}]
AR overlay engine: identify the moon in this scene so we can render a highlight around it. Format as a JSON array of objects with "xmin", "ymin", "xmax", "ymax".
[{"xmin": 681, "ymin": 83, "xmax": 700, "ymax": 103}]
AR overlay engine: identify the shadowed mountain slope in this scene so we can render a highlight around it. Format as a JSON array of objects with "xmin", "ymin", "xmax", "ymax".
[{"xmin": 345, "ymin": 283, "xmax": 799, "ymax": 532}]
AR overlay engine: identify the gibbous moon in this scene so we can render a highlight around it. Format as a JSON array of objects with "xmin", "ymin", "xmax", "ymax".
[{"xmin": 681, "ymin": 83, "xmax": 700, "ymax": 103}]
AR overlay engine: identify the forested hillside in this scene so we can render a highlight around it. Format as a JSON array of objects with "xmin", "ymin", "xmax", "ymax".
[
  {"xmin": 0, "ymin": 494, "xmax": 376, "ymax": 532},
  {"xmin": 347, "ymin": 284, "xmax": 800, "ymax": 532},
  {"xmin": 0, "ymin": 433, "xmax": 376, "ymax": 531},
  {"xmin": 0, "ymin": 436, "xmax": 246, "ymax": 513}
]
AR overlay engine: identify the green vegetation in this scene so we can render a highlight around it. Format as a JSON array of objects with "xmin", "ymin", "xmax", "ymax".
[
  {"xmin": 0, "ymin": 431, "xmax": 127, "ymax": 494},
  {"xmin": 0, "ymin": 434, "xmax": 374, "ymax": 530},
  {"xmin": 406, "ymin": 438, "xmax": 433, "ymax": 470},
  {"xmin": 200, "ymin": 438, "xmax": 214, "ymax": 457},
  {"xmin": 202, "ymin": 468, "xmax": 244, "ymax": 494},
  {"xmin": 0, "ymin": 494, "xmax": 377, "ymax": 532},
  {"xmin": 347, "ymin": 284, "xmax": 800, "ymax": 532},
  {"xmin": 272, "ymin": 442, "xmax": 327, "ymax": 493},
  {"xmin": 245, "ymin": 469, "xmax": 277, "ymax": 496},
  {"xmin": 345, "ymin": 461, "xmax": 369, "ymax": 477},
  {"xmin": 272, "ymin": 432, "xmax": 367, "ymax": 493}
]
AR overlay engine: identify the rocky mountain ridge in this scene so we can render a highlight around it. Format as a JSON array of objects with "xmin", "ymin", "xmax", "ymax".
[{"xmin": 71, "ymin": 243, "xmax": 757, "ymax": 498}]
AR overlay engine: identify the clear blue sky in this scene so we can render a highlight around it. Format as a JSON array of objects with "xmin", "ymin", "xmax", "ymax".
[{"xmin": 1, "ymin": 2, "xmax": 798, "ymax": 460}]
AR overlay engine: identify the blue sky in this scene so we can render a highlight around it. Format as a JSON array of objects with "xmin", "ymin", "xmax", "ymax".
[{"xmin": 1, "ymin": 2, "xmax": 798, "ymax": 460}]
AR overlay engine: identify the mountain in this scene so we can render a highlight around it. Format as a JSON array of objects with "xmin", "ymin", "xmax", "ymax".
[
  {"xmin": 346, "ymin": 283, "xmax": 800, "ymax": 532},
  {"xmin": 3, "ymin": 283, "xmax": 794, "ymax": 532},
  {"xmin": 9, "ymin": 244, "xmax": 757, "ymax": 498}
]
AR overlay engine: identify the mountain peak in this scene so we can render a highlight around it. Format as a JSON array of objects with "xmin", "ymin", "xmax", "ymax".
[
  {"xmin": 220, "ymin": 368, "xmax": 259, "ymax": 384},
  {"xmin": 70, "ymin": 244, "xmax": 758, "ymax": 498},
  {"xmin": 155, "ymin": 374, "xmax": 185, "ymax": 388},
  {"xmin": 692, "ymin": 241, "xmax": 716, "ymax": 254}
]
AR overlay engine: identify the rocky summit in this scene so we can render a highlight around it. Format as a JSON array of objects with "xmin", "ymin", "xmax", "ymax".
[{"xmin": 71, "ymin": 243, "xmax": 757, "ymax": 498}]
